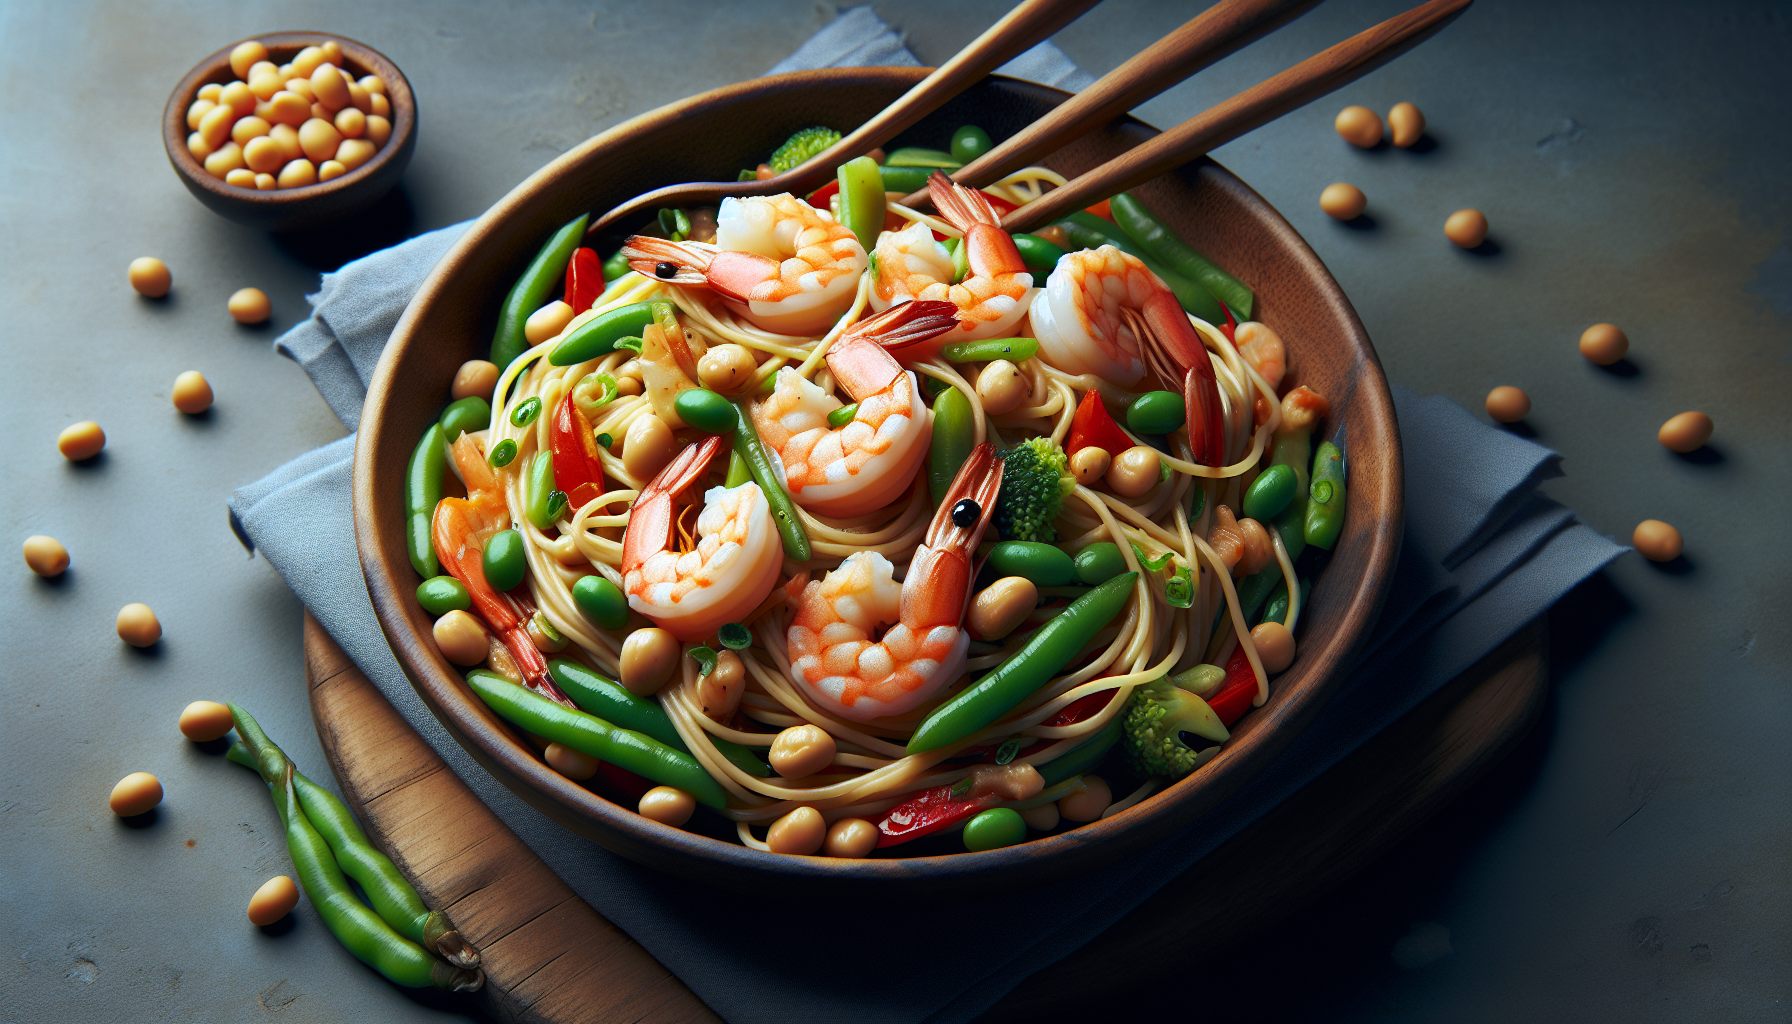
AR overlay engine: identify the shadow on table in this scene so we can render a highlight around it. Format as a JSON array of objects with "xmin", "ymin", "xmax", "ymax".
[{"xmin": 272, "ymin": 186, "xmax": 417, "ymax": 273}]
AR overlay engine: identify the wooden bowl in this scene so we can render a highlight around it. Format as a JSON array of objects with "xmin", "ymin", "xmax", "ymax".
[
  {"xmin": 355, "ymin": 67, "xmax": 1403, "ymax": 892},
  {"xmin": 162, "ymin": 32, "xmax": 416, "ymax": 232}
]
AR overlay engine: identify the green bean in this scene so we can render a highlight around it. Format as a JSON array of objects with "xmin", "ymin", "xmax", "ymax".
[
  {"xmin": 656, "ymin": 207, "xmax": 691, "ymax": 242},
  {"xmin": 1243, "ymin": 463, "xmax": 1297, "ymax": 521},
  {"xmin": 570, "ymin": 575, "xmax": 628, "ymax": 630},
  {"xmin": 725, "ymin": 449, "xmax": 752, "ymax": 488},
  {"xmin": 673, "ymin": 389, "xmax": 736, "ymax": 434},
  {"xmin": 405, "ymin": 424, "xmax": 445, "ymax": 578},
  {"xmin": 1124, "ymin": 391, "xmax": 1185, "ymax": 436},
  {"xmin": 987, "ymin": 541, "xmax": 1076, "ymax": 586},
  {"xmin": 730, "ymin": 401, "xmax": 810, "ymax": 562},
  {"xmin": 486, "ymin": 438, "xmax": 517, "ymax": 468},
  {"xmin": 548, "ymin": 660, "xmax": 769, "ymax": 777},
  {"xmin": 1055, "ymin": 212, "xmax": 1223, "ymax": 323},
  {"xmin": 1012, "ymin": 233, "xmax": 1066, "ymax": 274},
  {"xmin": 1267, "ymin": 421, "xmax": 1313, "ymax": 564},
  {"xmin": 909, "ymin": 573, "xmax": 1137, "ymax": 753},
  {"xmin": 524, "ymin": 452, "xmax": 558, "ymax": 531},
  {"xmin": 941, "ymin": 337, "xmax": 1039, "ymax": 364},
  {"xmin": 877, "ymin": 165, "xmax": 932, "ymax": 194},
  {"xmin": 439, "ymin": 397, "xmax": 490, "ymax": 443},
  {"xmin": 548, "ymin": 301, "xmax": 655, "ymax": 366},
  {"xmin": 1073, "ymin": 542, "xmax": 1128, "ymax": 585},
  {"xmin": 951, "ymin": 125, "xmax": 993, "ymax": 164},
  {"xmin": 467, "ymin": 671, "xmax": 730, "ymax": 806},
  {"xmin": 946, "ymin": 235, "xmax": 970, "ymax": 284},
  {"xmin": 1036, "ymin": 717, "xmax": 1123, "ymax": 786},
  {"xmin": 493, "ymin": 214, "xmax": 589, "ymax": 372},
  {"xmin": 838, "ymin": 156, "xmax": 884, "ymax": 252},
  {"xmin": 483, "ymin": 529, "xmax": 526, "ymax": 591},
  {"xmin": 827, "ymin": 403, "xmax": 859, "ymax": 429},
  {"xmin": 416, "ymin": 576, "xmax": 471, "ymax": 615},
  {"xmin": 1259, "ymin": 575, "xmax": 1311, "ymax": 630},
  {"xmin": 928, "ymin": 385, "xmax": 975, "ymax": 507},
  {"xmin": 602, "ymin": 249, "xmax": 630, "ymax": 280},
  {"xmin": 884, "ymin": 147, "xmax": 960, "ymax": 168},
  {"xmin": 1305, "ymin": 441, "xmax": 1345, "ymax": 550},
  {"xmin": 1110, "ymin": 192, "xmax": 1254, "ymax": 320}
]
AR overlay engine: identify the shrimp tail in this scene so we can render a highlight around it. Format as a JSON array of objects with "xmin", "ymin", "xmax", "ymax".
[
  {"xmin": 927, "ymin": 171, "xmax": 1000, "ymax": 231},
  {"xmin": 620, "ymin": 435, "xmax": 726, "ymax": 575},
  {"xmin": 836, "ymin": 299, "xmax": 960, "ymax": 371},
  {"xmin": 620, "ymin": 236, "xmax": 717, "ymax": 286},
  {"xmin": 901, "ymin": 443, "xmax": 1003, "ymax": 626},
  {"xmin": 1127, "ymin": 298, "xmax": 1226, "ymax": 467}
]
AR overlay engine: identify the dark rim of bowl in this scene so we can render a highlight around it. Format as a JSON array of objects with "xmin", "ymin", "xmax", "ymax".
[{"xmin": 355, "ymin": 66, "xmax": 1403, "ymax": 888}]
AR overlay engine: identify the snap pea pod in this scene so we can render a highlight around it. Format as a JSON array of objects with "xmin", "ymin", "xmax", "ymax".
[
  {"xmin": 838, "ymin": 156, "xmax": 885, "ymax": 252},
  {"xmin": 1055, "ymin": 212, "xmax": 1223, "ymax": 323},
  {"xmin": 1011, "ymin": 234, "xmax": 1065, "ymax": 274},
  {"xmin": 827, "ymin": 403, "xmax": 859, "ymax": 429},
  {"xmin": 467, "ymin": 671, "xmax": 729, "ymax": 807},
  {"xmin": 416, "ymin": 576, "xmax": 470, "ymax": 615},
  {"xmin": 928, "ymin": 385, "xmax": 975, "ymax": 507},
  {"xmin": 877, "ymin": 165, "xmax": 933, "ymax": 194},
  {"xmin": 602, "ymin": 249, "xmax": 630, "ymax": 280},
  {"xmin": 1073, "ymin": 542, "xmax": 1128, "ymax": 585},
  {"xmin": 405, "ymin": 424, "xmax": 445, "ymax": 578},
  {"xmin": 673, "ymin": 388, "xmax": 736, "ymax": 434},
  {"xmin": 941, "ymin": 237, "xmax": 970, "ymax": 285},
  {"xmin": 1305, "ymin": 441, "xmax": 1345, "ymax": 550},
  {"xmin": 493, "ymin": 214, "xmax": 589, "ymax": 372},
  {"xmin": 439, "ymin": 397, "xmax": 490, "ymax": 443},
  {"xmin": 731, "ymin": 401, "xmax": 810, "ymax": 562},
  {"xmin": 548, "ymin": 660, "xmax": 769, "ymax": 777},
  {"xmin": 987, "ymin": 541, "xmax": 1076, "ymax": 586},
  {"xmin": 942, "ymin": 337, "xmax": 1039, "ymax": 364},
  {"xmin": 548, "ymin": 301, "xmax": 655, "ymax": 366},
  {"xmin": 909, "ymin": 573, "xmax": 1138, "ymax": 753},
  {"xmin": 1259, "ymin": 576, "xmax": 1311, "ymax": 629},
  {"xmin": 524, "ymin": 452, "xmax": 559, "ymax": 531},
  {"xmin": 1109, "ymin": 192, "xmax": 1254, "ymax": 320},
  {"xmin": 1036, "ymin": 716, "xmax": 1123, "ymax": 786},
  {"xmin": 884, "ymin": 146, "xmax": 960, "ymax": 168},
  {"xmin": 725, "ymin": 449, "xmax": 753, "ymax": 488}
]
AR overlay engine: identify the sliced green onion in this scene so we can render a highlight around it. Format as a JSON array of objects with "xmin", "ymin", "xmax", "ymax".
[
  {"xmin": 613, "ymin": 336, "xmax": 644, "ymax": 354},
  {"xmin": 510, "ymin": 397, "xmax": 542, "ymax": 427},
  {"xmin": 1165, "ymin": 565, "xmax": 1194, "ymax": 608},
  {"xmin": 545, "ymin": 490, "xmax": 569, "ymax": 519},
  {"xmin": 718, "ymin": 623, "xmax": 752, "ymax": 651},
  {"xmin": 827, "ymin": 403, "xmax": 859, "ymax": 428},
  {"xmin": 595, "ymin": 432, "xmax": 613, "ymax": 449},
  {"xmin": 487, "ymin": 438, "xmax": 518, "ymax": 468},
  {"xmin": 995, "ymin": 739, "xmax": 1021, "ymax": 765}
]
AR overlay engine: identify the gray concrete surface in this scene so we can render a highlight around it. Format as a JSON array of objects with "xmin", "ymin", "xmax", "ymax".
[{"xmin": 1, "ymin": 1, "xmax": 1785, "ymax": 1020}]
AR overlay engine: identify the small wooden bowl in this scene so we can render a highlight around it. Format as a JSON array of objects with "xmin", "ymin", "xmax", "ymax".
[
  {"xmin": 355, "ymin": 68, "xmax": 1403, "ymax": 892},
  {"xmin": 162, "ymin": 32, "xmax": 417, "ymax": 232}
]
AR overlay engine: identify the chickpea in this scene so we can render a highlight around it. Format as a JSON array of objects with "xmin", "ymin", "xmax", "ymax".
[
  {"xmin": 277, "ymin": 158, "xmax": 317, "ymax": 189},
  {"xmin": 619, "ymin": 627, "xmax": 680, "ymax": 696},
  {"xmin": 319, "ymin": 41, "xmax": 343, "ymax": 66},
  {"xmin": 117, "ymin": 603, "xmax": 161, "ymax": 647},
  {"xmin": 228, "ymin": 287, "xmax": 271, "ymax": 324},
  {"xmin": 317, "ymin": 160, "xmax": 348, "ymax": 183},
  {"xmin": 283, "ymin": 78, "xmax": 315, "ymax": 104},
  {"xmin": 452, "ymin": 360, "xmax": 500, "ymax": 401},
  {"xmin": 1387, "ymin": 101, "xmax": 1426, "ymax": 147},
  {"xmin": 186, "ymin": 97, "xmax": 216, "ymax": 131},
  {"xmin": 969, "ymin": 576, "xmax": 1037, "ymax": 641},
  {"xmin": 360, "ymin": 75, "xmax": 388, "ymax": 96},
  {"xmin": 290, "ymin": 46, "xmax": 328, "ymax": 80},
  {"xmin": 1019, "ymin": 802, "xmax": 1060, "ymax": 832},
  {"xmin": 623, "ymin": 414, "xmax": 677, "ymax": 480},
  {"xmin": 432, "ymin": 609, "xmax": 489, "ymax": 666},
  {"xmin": 128, "ymin": 257, "xmax": 171, "ymax": 298},
  {"xmin": 544, "ymin": 742, "xmax": 599, "ymax": 781},
  {"xmin": 1445, "ymin": 208, "xmax": 1488, "ymax": 249},
  {"xmin": 1633, "ymin": 519, "xmax": 1683, "ymax": 562},
  {"xmin": 334, "ymin": 106, "xmax": 367, "ymax": 140},
  {"xmin": 172, "ymin": 371, "xmax": 214, "ymax": 414},
  {"xmin": 614, "ymin": 376, "xmax": 642, "ymax": 397},
  {"xmin": 769, "ymin": 724, "xmax": 836, "ymax": 779},
  {"xmin": 225, "ymin": 168, "xmax": 257, "ymax": 189},
  {"xmin": 247, "ymin": 876, "xmax": 300, "ymax": 926},
  {"xmin": 204, "ymin": 142, "xmax": 247, "ymax": 179},
  {"xmin": 187, "ymin": 131, "xmax": 213, "ymax": 161},
  {"xmin": 109, "ymin": 772, "xmax": 163, "ymax": 817},
  {"xmin": 23, "ymin": 535, "xmax": 69, "ymax": 577},
  {"xmin": 229, "ymin": 41, "xmax": 269, "ymax": 80},
  {"xmin": 1057, "ymin": 775, "xmax": 1111, "ymax": 823},
  {"xmin": 824, "ymin": 818, "xmax": 878, "ymax": 858},
  {"xmin": 697, "ymin": 344, "xmax": 758, "ymax": 396},
  {"xmin": 638, "ymin": 786, "xmax": 696, "ymax": 827},
  {"xmin": 370, "ymin": 93, "xmax": 391, "ymax": 119},
  {"xmin": 248, "ymin": 70, "xmax": 285, "ymax": 102},
  {"xmin": 1334, "ymin": 105, "xmax": 1382, "ymax": 147},
  {"xmin": 484, "ymin": 635, "xmax": 523, "ymax": 685},
  {"xmin": 973, "ymin": 360, "xmax": 1026, "ymax": 417},
  {"xmin": 311, "ymin": 63, "xmax": 350, "ymax": 112},
  {"xmin": 298, "ymin": 118, "xmax": 342, "ymax": 163},
  {"xmin": 523, "ymin": 300, "xmax": 575, "ymax": 345},
  {"xmin": 243, "ymin": 135, "xmax": 284, "ymax": 174},
  {"xmin": 1250, "ymin": 620, "xmax": 1297, "ymax": 674},
  {"xmin": 1319, "ymin": 182, "xmax": 1367, "ymax": 221},
  {"xmin": 365, "ymin": 114, "xmax": 392, "ymax": 148},
  {"xmin": 1484, "ymin": 385, "xmax": 1529, "ymax": 423},
  {"xmin": 697, "ymin": 649, "xmax": 746, "ymax": 720},
  {"xmin": 1106, "ymin": 445, "xmax": 1160, "ymax": 498},
  {"xmin": 1658, "ymin": 411, "xmax": 1712, "ymax": 453},
  {"xmin": 1069, "ymin": 445, "xmax": 1110, "ymax": 487},
  {"xmin": 58, "ymin": 421, "xmax": 105, "ymax": 461},
  {"xmin": 264, "ymin": 91, "xmax": 311, "ymax": 127},
  {"xmin": 219, "ymin": 80, "xmax": 256, "ymax": 116},
  {"xmin": 335, "ymin": 138, "xmax": 376, "ymax": 172},
  {"xmin": 178, "ymin": 700, "xmax": 234, "ymax": 742},
  {"xmin": 527, "ymin": 613, "xmax": 568, "ymax": 653},
  {"xmin": 1579, "ymin": 323, "xmax": 1629, "ymax": 365},
  {"xmin": 198, "ymin": 83, "xmax": 222, "ymax": 102},
  {"xmin": 765, "ymin": 806, "xmax": 826, "ymax": 855}
]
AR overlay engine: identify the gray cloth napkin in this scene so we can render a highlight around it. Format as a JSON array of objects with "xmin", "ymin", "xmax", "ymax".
[{"xmin": 229, "ymin": 9, "xmax": 1627, "ymax": 1022}]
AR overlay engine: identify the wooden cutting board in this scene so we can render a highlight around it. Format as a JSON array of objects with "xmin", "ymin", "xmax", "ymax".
[{"xmin": 303, "ymin": 611, "xmax": 1546, "ymax": 1023}]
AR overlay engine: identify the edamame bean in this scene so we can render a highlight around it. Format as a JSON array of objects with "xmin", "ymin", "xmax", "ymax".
[
  {"xmin": 1124, "ymin": 391, "xmax": 1185, "ymax": 435},
  {"xmin": 128, "ymin": 257, "xmax": 171, "ymax": 297},
  {"xmin": 950, "ymin": 125, "xmax": 992, "ymax": 164},
  {"xmin": 571, "ymin": 575, "xmax": 628, "ymax": 630},
  {"xmin": 117, "ymin": 603, "xmax": 161, "ymax": 647},
  {"xmin": 1073, "ymin": 542, "xmax": 1127, "ymax": 585},
  {"xmin": 963, "ymin": 807, "xmax": 1025, "ymax": 852},
  {"xmin": 1243, "ymin": 463, "xmax": 1296, "ymax": 520},
  {"xmin": 673, "ymin": 388, "xmax": 736, "ymax": 433},
  {"xmin": 1011, "ymin": 233, "xmax": 1065, "ymax": 273},
  {"xmin": 986, "ymin": 541, "xmax": 1075, "ymax": 586},
  {"xmin": 416, "ymin": 576, "xmax": 471, "ymax": 615},
  {"xmin": 23, "ymin": 535, "xmax": 69, "ymax": 577},
  {"xmin": 482, "ymin": 529, "xmax": 526, "ymax": 591},
  {"xmin": 439, "ymin": 396, "xmax": 490, "ymax": 441}
]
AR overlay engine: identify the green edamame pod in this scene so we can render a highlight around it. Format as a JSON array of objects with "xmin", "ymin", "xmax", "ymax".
[
  {"xmin": 1011, "ymin": 234, "xmax": 1065, "ymax": 274},
  {"xmin": 547, "ymin": 660, "xmax": 769, "ymax": 777},
  {"xmin": 731, "ymin": 401, "xmax": 810, "ymax": 562},
  {"xmin": 1267, "ymin": 421, "xmax": 1314, "ymax": 564},
  {"xmin": 827, "ymin": 403, "xmax": 859, "ymax": 429},
  {"xmin": 1036, "ymin": 717, "xmax": 1123, "ymax": 786},
  {"xmin": 963, "ymin": 807, "xmax": 1025, "ymax": 851},
  {"xmin": 674, "ymin": 388, "xmax": 736, "ymax": 434},
  {"xmin": 884, "ymin": 147, "xmax": 960, "ymax": 168},
  {"xmin": 416, "ymin": 576, "xmax": 471, "ymax": 615},
  {"xmin": 524, "ymin": 452, "xmax": 559, "ymax": 531},
  {"xmin": 405, "ymin": 424, "xmax": 445, "ymax": 578},
  {"xmin": 439, "ymin": 397, "xmax": 491, "ymax": 442},
  {"xmin": 1124, "ymin": 391, "xmax": 1186, "ymax": 436},
  {"xmin": 483, "ymin": 529, "xmax": 526, "ymax": 591},
  {"xmin": 570, "ymin": 575, "xmax": 628, "ymax": 630},
  {"xmin": 951, "ymin": 125, "xmax": 993, "ymax": 164},
  {"xmin": 467, "ymin": 671, "xmax": 730, "ymax": 806},
  {"xmin": 987, "ymin": 541, "xmax": 1076, "ymax": 586},
  {"xmin": 1243, "ymin": 463, "xmax": 1297, "ymax": 521},
  {"xmin": 928, "ymin": 386, "xmax": 975, "ymax": 507},
  {"xmin": 549, "ymin": 301, "xmax": 655, "ymax": 366},
  {"xmin": 493, "ymin": 214, "xmax": 589, "ymax": 371},
  {"xmin": 1074, "ymin": 542, "xmax": 1128, "ymax": 585},
  {"xmin": 1055, "ymin": 213, "xmax": 1223, "ymax": 323},
  {"xmin": 1110, "ymin": 192, "xmax": 1254, "ymax": 320},
  {"xmin": 948, "ymin": 235, "xmax": 970, "ymax": 284},
  {"xmin": 1306, "ymin": 441, "xmax": 1345, "ymax": 550},
  {"xmin": 909, "ymin": 573, "xmax": 1138, "ymax": 753},
  {"xmin": 941, "ymin": 337, "xmax": 1040, "ymax": 364},
  {"xmin": 602, "ymin": 249, "xmax": 630, "ymax": 280},
  {"xmin": 877, "ymin": 165, "xmax": 933, "ymax": 194},
  {"xmin": 838, "ymin": 156, "xmax": 884, "ymax": 252}
]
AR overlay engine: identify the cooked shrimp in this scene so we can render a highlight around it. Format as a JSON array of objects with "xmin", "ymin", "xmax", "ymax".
[
  {"xmin": 751, "ymin": 300, "xmax": 959, "ymax": 518},
  {"xmin": 870, "ymin": 173, "xmax": 1033, "ymax": 345},
  {"xmin": 622, "ymin": 194, "xmax": 867, "ymax": 336},
  {"xmin": 1207, "ymin": 504, "xmax": 1274, "ymax": 577},
  {"xmin": 1030, "ymin": 244, "xmax": 1226, "ymax": 465},
  {"xmin": 787, "ymin": 444, "xmax": 1003, "ymax": 721},
  {"xmin": 639, "ymin": 317, "xmax": 705, "ymax": 427},
  {"xmin": 432, "ymin": 434, "xmax": 572, "ymax": 705},
  {"xmin": 621, "ymin": 435, "xmax": 782, "ymax": 642},
  {"xmin": 1235, "ymin": 321, "xmax": 1285, "ymax": 391}
]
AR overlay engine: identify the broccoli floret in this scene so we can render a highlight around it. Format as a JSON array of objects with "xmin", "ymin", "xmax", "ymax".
[
  {"xmin": 994, "ymin": 437, "xmax": 1074, "ymax": 542},
  {"xmin": 768, "ymin": 127, "xmax": 842, "ymax": 173},
  {"xmin": 1122, "ymin": 673, "xmax": 1230, "ymax": 778}
]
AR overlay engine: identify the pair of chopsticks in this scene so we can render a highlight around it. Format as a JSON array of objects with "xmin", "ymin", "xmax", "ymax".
[{"xmin": 587, "ymin": 0, "xmax": 1472, "ymax": 238}]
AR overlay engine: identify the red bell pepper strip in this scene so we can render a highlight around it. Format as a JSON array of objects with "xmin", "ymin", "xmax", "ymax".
[
  {"xmin": 1084, "ymin": 198, "xmax": 1115, "ymax": 222},
  {"xmin": 1217, "ymin": 300, "xmax": 1238, "ymax": 344},
  {"xmin": 564, "ymin": 247, "xmax": 603, "ymax": 314},
  {"xmin": 806, "ymin": 180, "xmax": 840, "ymax": 211},
  {"xmin": 1045, "ymin": 689, "xmax": 1113, "ymax": 727},
  {"xmin": 549, "ymin": 393, "xmax": 606, "ymax": 511},
  {"xmin": 1065, "ymin": 390, "xmax": 1135, "ymax": 457},
  {"xmin": 596, "ymin": 760, "xmax": 655, "ymax": 801},
  {"xmin": 876, "ymin": 783, "xmax": 1003, "ymax": 847},
  {"xmin": 1207, "ymin": 645, "xmax": 1258, "ymax": 726},
  {"xmin": 979, "ymin": 190, "xmax": 1019, "ymax": 216}
]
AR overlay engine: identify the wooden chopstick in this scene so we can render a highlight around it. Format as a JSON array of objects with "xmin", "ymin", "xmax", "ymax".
[{"xmin": 1002, "ymin": 0, "xmax": 1473, "ymax": 234}]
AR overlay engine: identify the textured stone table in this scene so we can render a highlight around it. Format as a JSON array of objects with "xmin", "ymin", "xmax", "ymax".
[{"xmin": 2, "ymin": 2, "xmax": 1785, "ymax": 1020}]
